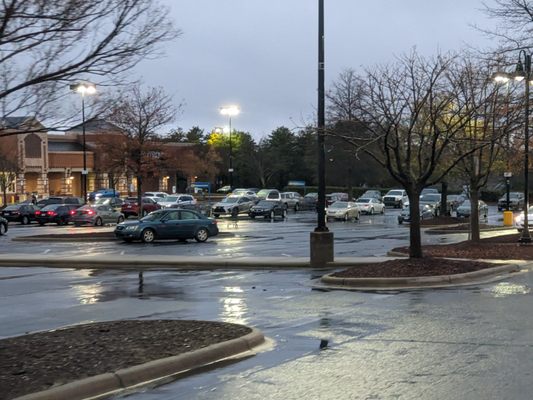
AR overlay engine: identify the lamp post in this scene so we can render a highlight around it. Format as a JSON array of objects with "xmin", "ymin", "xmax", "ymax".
[
  {"xmin": 219, "ymin": 105, "xmax": 240, "ymax": 189},
  {"xmin": 70, "ymin": 82, "xmax": 96, "ymax": 203},
  {"xmin": 494, "ymin": 51, "xmax": 532, "ymax": 243}
]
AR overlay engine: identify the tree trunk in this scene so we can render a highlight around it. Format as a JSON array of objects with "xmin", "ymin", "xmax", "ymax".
[
  {"xmin": 2, "ymin": 188, "xmax": 7, "ymax": 206},
  {"xmin": 136, "ymin": 174, "xmax": 143, "ymax": 220},
  {"xmin": 469, "ymin": 189, "xmax": 480, "ymax": 242},
  {"xmin": 440, "ymin": 182, "xmax": 448, "ymax": 216},
  {"xmin": 407, "ymin": 188, "xmax": 423, "ymax": 258}
]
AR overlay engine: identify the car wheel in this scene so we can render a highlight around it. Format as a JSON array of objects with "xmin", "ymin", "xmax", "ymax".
[
  {"xmin": 195, "ymin": 227, "xmax": 209, "ymax": 242},
  {"xmin": 355, "ymin": 212, "xmax": 360, "ymax": 221},
  {"xmin": 0, "ymin": 223, "xmax": 6, "ymax": 235},
  {"xmin": 231, "ymin": 208, "xmax": 238, "ymax": 217},
  {"xmin": 141, "ymin": 228, "xmax": 155, "ymax": 243},
  {"xmin": 380, "ymin": 207, "xmax": 385, "ymax": 214},
  {"xmin": 270, "ymin": 210, "xmax": 275, "ymax": 219},
  {"xmin": 343, "ymin": 213, "xmax": 349, "ymax": 222},
  {"xmin": 94, "ymin": 217, "xmax": 103, "ymax": 226},
  {"xmin": 282, "ymin": 209, "xmax": 287, "ymax": 219},
  {"xmin": 213, "ymin": 214, "xmax": 220, "ymax": 218},
  {"xmin": 22, "ymin": 216, "xmax": 29, "ymax": 225},
  {"xmin": 117, "ymin": 216, "xmax": 124, "ymax": 224},
  {"xmin": 249, "ymin": 214, "xmax": 255, "ymax": 219},
  {"xmin": 369, "ymin": 208, "xmax": 374, "ymax": 215},
  {"xmin": 398, "ymin": 201, "xmax": 403, "ymax": 209},
  {"xmin": 294, "ymin": 203, "xmax": 299, "ymax": 212}
]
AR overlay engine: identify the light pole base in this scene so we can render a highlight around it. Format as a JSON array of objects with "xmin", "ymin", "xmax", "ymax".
[
  {"xmin": 519, "ymin": 231, "xmax": 532, "ymax": 244},
  {"xmin": 310, "ymin": 231, "xmax": 334, "ymax": 267}
]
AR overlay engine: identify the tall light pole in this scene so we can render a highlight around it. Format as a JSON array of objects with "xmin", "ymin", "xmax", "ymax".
[
  {"xmin": 310, "ymin": 0, "xmax": 334, "ymax": 266},
  {"xmin": 70, "ymin": 82, "xmax": 96, "ymax": 203},
  {"xmin": 494, "ymin": 51, "xmax": 532, "ymax": 243},
  {"xmin": 220, "ymin": 105, "xmax": 240, "ymax": 189}
]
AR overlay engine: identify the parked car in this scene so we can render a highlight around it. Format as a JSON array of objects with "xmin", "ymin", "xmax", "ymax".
[
  {"xmin": 35, "ymin": 204, "xmax": 81, "ymax": 225},
  {"xmin": 456, "ymin": 200, "xmax": 488, "ymax": 219},
  {"xmin": 326, "ymin": 201, "xmax": 360, "ymax": 221},
  {"xmin": 88, "ymin": 188, "xmax": 120, "ymax": 202},
  {"xmin": 121, "ymin": 197, "xmax": 161, "ymax": 218},
  {"xmin": 143, "ymin": 191, "xmax": 169, "ymax": 199},
  {"xmin": 448, "ymin": 194, "xmax": 467, "ymax": 211},
  {"xmin": 515, "ymin": 206, "xmax": 533, "ymax": 231},
  {"xmin": 216, "ymin": 185, "xmax": 232, "ymax": 194},
  {"xmin": 354, "ymin": 197, "xmax": 385, "ymax": 215},
  {"xmin": 419, "ymin": 193, "xmax": 443, "ymax": 216},
  {"xmin": 36, "ymin": 196, "xmax": 83, "ymax": 208},
  {"xmin": 155, "ymin": 194, "xmax": 197, "ymax": 209},
  {"xmin": 232, "ymin": 188, "xmax": 259, "ymax": 200},
  {"xmin": 0, "ymin": 216, "xmax": 8, "ymax": 235},
  {"xmin": 397, "ymin": 204, "xmax": 434, "ymax": 224},
  {"xmin": 420, "ymin": 187, "xmax": 439, "ymax": 196},
  {"xmin": 0, "ymin": 204, "xmax": 40, "ymax": 224},
  {"xmin": 94, "ymin": 197, "xmax": 124, "ymax": 210},
  {"xmin": 360, "ymin": 190, "xmax": 382, "ymax": 201},
  {"xmin": 497, "ymin": 191, "xmax": 525, "ymax": 211},
  {"xmin": 281, "ymin": 192, "xmax": 303, "ymax": 211},
  {"xmin": 257, "ymin": 189, "xmax": 282, "ymax": 202},
  {"xmin": 326, "ymin": 192, "xmax": 349, "ymax": 206},
  {"xmin": 212, "ymin": 195, "xmax": 255, "ymax": 217},
  {"xmin": 114, "ymin": 209, "xmax": 218, "ymax": 243},
  {"xmin": 303, "ymin": 192, "xmax": 318, "ymax": 210},
  {"xmin": 70, "ymin": 204, "xmax": 125, "ymax": 226},
  {"xmin": 383, "ymin": 189, "xmax": 409, "ymax": 208},
  {"xmin": 248, "ymin": 200, "xmax": 287, "ymax": 219}
]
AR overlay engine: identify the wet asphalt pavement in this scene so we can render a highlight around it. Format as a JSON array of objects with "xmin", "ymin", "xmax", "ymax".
[{"xmin": 2, "ymin": 207, "xmax": 532, "ymax": 399}]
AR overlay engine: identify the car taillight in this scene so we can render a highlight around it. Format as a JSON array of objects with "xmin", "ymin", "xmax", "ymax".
[
  {"xmin": 47, "ymin": 211, "xmax": 56, "ymax": 216},
  {"xmin": 35, "ymin": 211, "xmax": 41, "ymax": 215},
  {"xmin": 87, "ymin": 210, "xmax": 94, "ymax": 215},
  {"xmin": 69, "ymin": 210, "xmax": 76, "ymax": 215}
]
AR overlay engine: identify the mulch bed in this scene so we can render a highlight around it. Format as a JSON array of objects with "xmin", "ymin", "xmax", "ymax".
[
  {"xmin": 392, "ymin": 233, "xmax": 533, "ymax": 260},
  {"xmin": 0, "ymin": 320, "xmax": 251, "ymax": 400},
  {"xmin": 331, "ymin": 258, "xmax": 495, "ymax": 278}
]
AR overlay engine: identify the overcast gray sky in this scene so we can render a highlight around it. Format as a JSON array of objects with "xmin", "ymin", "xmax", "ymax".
[{"xmin": 134, "ymin": 0, "xmax": 494, "ymax": 140}]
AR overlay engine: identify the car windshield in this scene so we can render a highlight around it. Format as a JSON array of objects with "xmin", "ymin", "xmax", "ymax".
[
  {"xmin": 256, "ymin": 190, "xmax": 270, "ymax": 198},
  {"xmin": 221, "ymin": 197, "xmax": 239, "ymax": 203},
  {"xmin": 256, "ymin": 200, "xmax": 272, "ymax": 207},
  {"xmin": 161, "ymin": 196, "xmax": 179, "ymax": 202},
  {"xmin": 387, "ymin": 190, "xmax": 403, "ymax": 196},
  {"xmin": 356, "ymin": 198, "xmax": 370, "ymax": 203},
  {"xmin": 330, "ymin": 202, "xmax": 348, "ymax": 209},
  {"xmin": 509, "ymin": 193, "xmax": 522, "ymax": 198},
  {"xmin": 460, "ymin": 200, "xmax": 471, "ymax": 207},
  {"xmin": 41, "ymin": 204, "xmax": 61, "ymax": 211},
  {"xmin": 305, "ymin": 193, "xmax": 318, "ymax": 198},
  {"xmin": 4, "ymin": 205, "xmax": 20, "ymax": 210}
]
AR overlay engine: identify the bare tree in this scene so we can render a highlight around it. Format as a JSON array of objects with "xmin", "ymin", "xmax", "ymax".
[
  {"xmin": 0, "ymin": 139, "xmax": 18, "ymax": 205},
  {"xmin": 328, "ymin": 51, "xmax": 493, "ymax": 258},
  {"xmin": 103, "ymin": 84, "xmax": 178, "ymax": 216},
  {"xmin": 0, "ymin": 0, "xmax": 180, "ymax": 137}
]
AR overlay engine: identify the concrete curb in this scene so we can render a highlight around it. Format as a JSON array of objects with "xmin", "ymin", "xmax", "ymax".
[
  {"xmin": 320, "ymin": 263, "xmax": 521, "ymax": 290},
  {"xmin": 14, "ymin": 328, "xmax": 265, "ymax": 400},
  {"xmin": 0, "ymin": 254, "xmax": 399, "ymax": 270},
  {"xmin": 425, "ymin": 226, "xmax": 516, "ymax": 235}
]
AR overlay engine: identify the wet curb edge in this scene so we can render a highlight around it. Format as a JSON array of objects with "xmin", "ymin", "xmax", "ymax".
[{"xmin": 14, "ymin": 328, "xmax": 265, "ymax": 400}]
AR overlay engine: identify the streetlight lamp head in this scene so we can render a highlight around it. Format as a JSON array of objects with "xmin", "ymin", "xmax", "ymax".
[
  {"xmin": 220, "ymin": 105, "xmax": 240, "ymax": 117},
  {"xmin": 70, "ymin": 82, "xmax": 97, "ymax": 95},
  {"xmin": 492, "ymin": 73, "xmax": 510, "ymax": 83}
]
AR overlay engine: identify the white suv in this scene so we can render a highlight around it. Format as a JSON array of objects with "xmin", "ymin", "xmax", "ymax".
[{"xmin": 383, "ymin": 189, "xmax": 409, "ymax": 208}]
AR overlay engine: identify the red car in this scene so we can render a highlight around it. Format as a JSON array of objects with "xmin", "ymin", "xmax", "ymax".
[{"xmin": 121, "ymin": 197, "xmax": 161, "ymax": 218}]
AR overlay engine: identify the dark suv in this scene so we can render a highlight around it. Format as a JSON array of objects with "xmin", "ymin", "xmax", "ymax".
[{"xmin": 36, "ymin": 196, "xmax": 84, "ymax": 208}]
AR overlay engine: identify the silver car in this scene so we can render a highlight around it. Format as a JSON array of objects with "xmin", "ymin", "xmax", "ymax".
[
  {"xmin": 281, "ymin": 192, "xmax": 303, "ymax": 211},
  {"xmin": 455, "ymin": 200, "xmax": 488, "ymax": 219},
  {"xmin": 326, "ymin": 201, "xmax": 360, "ymax": 221},
  {"xmin": 71, "ymin": 204, "xmax": 125, "ymax": 226},
  {"xmin": 212, "ymin": 196, "xmax": 255, "ymax": 217}
]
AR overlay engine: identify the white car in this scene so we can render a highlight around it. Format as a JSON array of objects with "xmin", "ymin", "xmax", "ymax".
[
  {"xmin": 326, "ymin": 201, "xmax": 360, "ymax": 221},
  {"xmin": 355, "ymin": 197, "xmax": 385, "ymax": 215},
  {"xmin": 143, "ymin": 191, "xmax": 168, "ymax": 199},
  {"xmin": 155, "ymin": 194, "xmax": 197, "ymax": 208},
  {"xmin": 515, "ymin": 206, "xmax": 533, "ymax": 231}
]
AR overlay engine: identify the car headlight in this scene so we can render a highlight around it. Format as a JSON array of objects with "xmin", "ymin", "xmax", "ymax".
[{"xmin": 125, "ymin": 225, "xmax": 139, "ymax": 231}]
